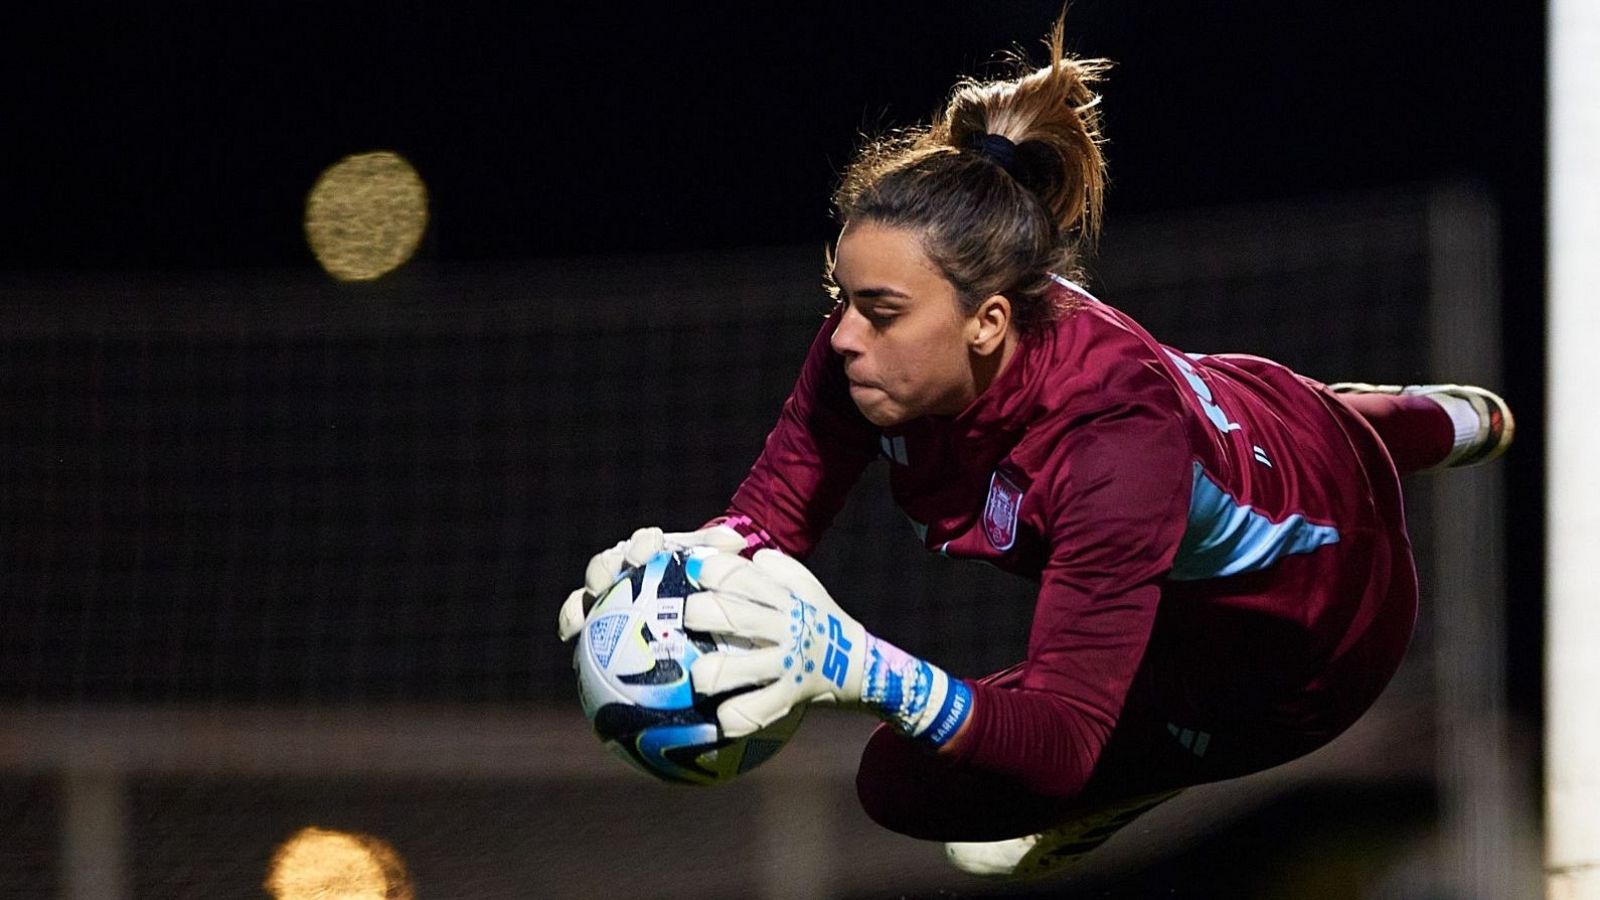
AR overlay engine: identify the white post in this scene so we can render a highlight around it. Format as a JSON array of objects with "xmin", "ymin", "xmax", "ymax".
[{"xmin": 1547, "ymin": 1, "xmax": 1600, "ymax": 896}]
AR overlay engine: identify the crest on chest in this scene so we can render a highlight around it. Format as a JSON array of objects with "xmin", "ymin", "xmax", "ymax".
[{"xmin": 982, "ymin": 470, "xmax": 1025, "ymax": 551}]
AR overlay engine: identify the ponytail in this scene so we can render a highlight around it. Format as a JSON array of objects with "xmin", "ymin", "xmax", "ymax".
[{"xmin": 830, "ymin": 17, "xmax": 1111, "ymax": 334}]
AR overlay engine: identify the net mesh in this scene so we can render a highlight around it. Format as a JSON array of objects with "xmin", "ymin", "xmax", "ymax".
[
  {"xmin": 0, "ymin": 194, "xmax": 1434, "ymax": 703},
  {"xmin": 0, "ymin": 189, "xmax": 1448, "ymax": 897}
]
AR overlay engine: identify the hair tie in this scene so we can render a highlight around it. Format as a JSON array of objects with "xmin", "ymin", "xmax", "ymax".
[{"xmin": 967, "ymin": 133, "xmax": 1019, "ymax": 175}]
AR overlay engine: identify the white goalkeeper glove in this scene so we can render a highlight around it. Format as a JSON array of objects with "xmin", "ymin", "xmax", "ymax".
[
  {"xmin": 684, "ymin": 549, "xmax": 869, "ymax": 735},
  {"xmin": 556, "ymin": 524, "xmax": 747, "ymax": 642},
  {"xmin": 685, "ymin": 549, "xmax": 974, "ymax": 748}
]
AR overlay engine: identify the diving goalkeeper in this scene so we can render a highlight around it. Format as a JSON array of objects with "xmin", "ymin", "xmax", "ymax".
[{"xmin": 557, "ymin": 19, "xmax": 1513, "ymax": 880}]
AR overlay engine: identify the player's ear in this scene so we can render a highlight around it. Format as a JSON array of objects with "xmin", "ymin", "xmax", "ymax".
[{"xmin": 968, "ymin": 294, "xmax": 1011, "ymax": 356}]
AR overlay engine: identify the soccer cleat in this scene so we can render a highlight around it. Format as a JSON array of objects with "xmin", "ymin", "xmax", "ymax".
[
  {"xmin": 944, "ymin": 789, "xmax": 1182, "ymax": 880},
  {"xmin": 1327, "ymin": 382, "xmax": 1514, "ymax": 471}
]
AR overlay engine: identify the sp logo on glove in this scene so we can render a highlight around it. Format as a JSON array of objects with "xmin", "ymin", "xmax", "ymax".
[
  {"xmin": 684, "ymin": 549, "xmax": 870, "ymax": 738},
  {"xmin": 822, "ymin": 614, "xmax": 853, "ymax": 689}
]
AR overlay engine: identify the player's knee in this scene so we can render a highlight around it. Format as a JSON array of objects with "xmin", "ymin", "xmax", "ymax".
[
  {"xmin": 855, "ymin": 726, "xmax": 1075, "ymax": 841},
  {"xmin": 854, "ymin": 724, "xmax": 933, "ymax": 835},
  {"xmin": 854, "ymin": 776, "xmax": 914, "ymax": 834}
]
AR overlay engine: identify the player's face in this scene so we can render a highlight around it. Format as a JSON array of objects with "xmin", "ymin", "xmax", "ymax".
[{"xmin": 828, "ymin": 221, "xmax": 989, "ymax": 427}]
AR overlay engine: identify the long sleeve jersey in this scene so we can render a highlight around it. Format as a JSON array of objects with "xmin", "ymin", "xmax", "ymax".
[{"xmin": 723, "ymin": 278, "xmax": 1414, "ymax": 801}]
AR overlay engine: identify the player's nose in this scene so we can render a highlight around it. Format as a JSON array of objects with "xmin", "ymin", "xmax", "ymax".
[{"xmin": 831, "ymin": 305, "xmax": 866, "ymax": 357}]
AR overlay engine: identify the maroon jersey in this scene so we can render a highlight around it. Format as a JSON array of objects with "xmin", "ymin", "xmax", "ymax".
[{"xmin": 725, "ymin": 279, "xmax": 1416, "ymax": 806}]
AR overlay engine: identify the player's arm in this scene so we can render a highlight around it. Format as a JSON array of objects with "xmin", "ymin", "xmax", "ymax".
[
  {"xmin": 944, "ymin": 401, "xmax": 1192, "ymax": 797},
  {"xmin": 687, "ymin": 397, "xmax": 1193, "ymax": 801},
  {"xmin": 558, "ymin": 308, "xmax": 879, "ymax": 640},
  {"xmin": 684, "ymin": 548, "xmax": 975, "ymax": 747},
  {"xmin": 717, "ymin": 304, "xmax": 880, "ymax": 557}
]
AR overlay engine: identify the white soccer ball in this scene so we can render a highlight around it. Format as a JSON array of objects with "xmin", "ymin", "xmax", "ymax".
[{"xmin": 573, "ymin": 547, "xmax": 805, "ymax": 785}]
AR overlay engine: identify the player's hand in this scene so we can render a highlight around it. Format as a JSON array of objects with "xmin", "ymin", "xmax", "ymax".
[
  {"xmin": 684, "ymin": 549, "xmax": 869, "ymax": 738},
  {"xmin": 556, "ymin": 524, "xmax": 747, "ymax": 641}
]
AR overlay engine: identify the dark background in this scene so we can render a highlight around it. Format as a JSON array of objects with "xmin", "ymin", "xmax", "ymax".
[
  {"xmin": 0, "ymin": 4, "xmax": 1548, "ymax": 896},
  {"xmin": 3, "ymin": 0, "xmax": 1546, "ymax": 720},
  {"xmin": 3, "ymin": 4, "xmax": 1547, "ymax": 272}
]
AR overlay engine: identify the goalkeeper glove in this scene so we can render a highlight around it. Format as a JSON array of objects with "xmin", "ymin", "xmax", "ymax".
[
  {"xmin": 685, "ymin": 549, "xmax": 973, "ymax": 748},
  {"xmin": 556, "ymin": 524, "xmax": 747, "ymax": 642}
]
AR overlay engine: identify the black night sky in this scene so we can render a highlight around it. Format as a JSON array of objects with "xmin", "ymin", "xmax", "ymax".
[
  {"xmin": 4, "ymin": 3, "xmax": 1546, "ymax": 270},
  {"xmin": 2, "ymin": 2, "xmax": 1548, "ymax": 713}
]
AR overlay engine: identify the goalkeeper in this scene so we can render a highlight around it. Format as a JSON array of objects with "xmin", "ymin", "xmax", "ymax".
[{"xmin": 558, "ymin": 19, "xmax": 1514, "ymax": 880}]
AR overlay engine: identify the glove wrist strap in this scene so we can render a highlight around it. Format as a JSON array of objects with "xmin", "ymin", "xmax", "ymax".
[{"xmin": 860, "ymin": 634, "xmax": 972, "ymax": 748}]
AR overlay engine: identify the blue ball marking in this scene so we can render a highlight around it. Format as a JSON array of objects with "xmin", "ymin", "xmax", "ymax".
[
  {"xmin": 804, "ymin": 660, "xmax": 815, "ymax": 673},
  {"xmin": 783, "ymin": 655, "xmax": 793, "ymax": 670},
  {"xmin": 803, "ymin": 639, "xmax": 812, "ymax": 649},
  {"xmin": 794, "ymin": 675, "xmax": 803, "ymax": 684}
]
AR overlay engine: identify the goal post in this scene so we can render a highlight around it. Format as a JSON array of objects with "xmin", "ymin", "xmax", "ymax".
[{"xmin": 1547, "ymin": 0, "xmax": 1600, "ymax": 897}]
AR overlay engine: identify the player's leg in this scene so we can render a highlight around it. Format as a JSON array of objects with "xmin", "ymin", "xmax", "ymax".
[
  {"xmin": 1327, "ymin": 383, "xmax": 1514, "ymax": 475},
  {"xmin": 853, "ymin": 663, "xmax": 1085, "ymax": 842},
  {"xmin": 855, "ymin": 671, "xmax": 1273, "ymax": 880},
  {"xmin": 925, "ymin": 536, "xmax": 1418, "ymax": 880},
  {"xmin": 852, "ymin": 663, "xmax": 1192, "ymax": 846},
  {"xmin": 942, "ymin": 786, "xmax": 1184, "ymax": 878},
  {"xmin": 933, "ymin": 702, "xmax": 1339, "ymax": 880}
]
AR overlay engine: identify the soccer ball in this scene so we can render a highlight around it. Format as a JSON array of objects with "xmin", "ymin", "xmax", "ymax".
[{"xmin": 573, "ymin": 547, "xmax": 806, "ymax": 785}]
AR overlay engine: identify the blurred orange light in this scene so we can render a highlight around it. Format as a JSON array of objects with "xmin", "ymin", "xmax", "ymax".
[
  {"xmin": 264, "ymin": 826, "xmax": 413, "ymax": 900},
  {"xmin": 304, "ymin": 150, "xmax": 428, "ymax": 281}
]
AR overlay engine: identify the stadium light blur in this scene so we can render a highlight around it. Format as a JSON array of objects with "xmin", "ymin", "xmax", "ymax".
[
  {"xmin": 264, "ymin": 827, "xmax": 414, "ymax": 900},
  {"xmin": 304, "ymin": 151, "xmax": 428, "ymax": 281}
]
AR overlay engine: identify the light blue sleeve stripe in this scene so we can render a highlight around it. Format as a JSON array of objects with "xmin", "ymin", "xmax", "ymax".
[{"xmin": 1170, "ymin": 462, "xmax": 1341, "ymax": 581}]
